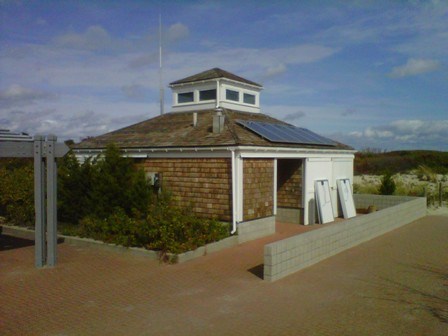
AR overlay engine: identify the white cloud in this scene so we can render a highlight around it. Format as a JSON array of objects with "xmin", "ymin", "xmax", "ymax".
[
  {"xmin": 282, "ymin": 111, "xmax": 306, "ymax": 122},
  {"xmin": 164, "ymin": 44, "xmax": 338, "ymax": 83},
  {"xmin": 330, "ymin": 119, "xmax": 448, "ymax": 150},
  {"xmin": 0, "ymin": 84, "xmax": 55, "ymax": 108},
  {"xmin": 53, "ymin": 25, "xmax": 115, "ymax": 51},
  {"xmin": 265, "ymin": 64, "xmax": 287, "ymax": 78},
  {"xmin": 389, "ymin": 58, "xmax": 441, "ymax": 78},
  {"xmin": 1, "ymin": 99, "xmax": 157, "ymax": 141},
  {"xmin": 121, "ymin": 84, "xmax": 147, "ymax": 100},
  {"xmin": 166, "ymin": 23, "xmax": 190, "ymax": 42}
]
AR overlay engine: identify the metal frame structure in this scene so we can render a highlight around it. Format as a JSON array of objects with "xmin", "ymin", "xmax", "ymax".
[{"xmin": 0, "ymin": 131, "xmax": 69, "ymax": 267}]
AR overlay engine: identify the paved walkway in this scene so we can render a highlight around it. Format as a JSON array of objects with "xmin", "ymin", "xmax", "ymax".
[{"xmin": 1, "ymin": 216, "xmax": 447, "ymax": 335}]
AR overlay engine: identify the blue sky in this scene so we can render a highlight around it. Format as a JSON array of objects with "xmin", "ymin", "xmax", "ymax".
[{"xmin": 1, "ymin": 0, "xmax": 447, "ymax": 150}]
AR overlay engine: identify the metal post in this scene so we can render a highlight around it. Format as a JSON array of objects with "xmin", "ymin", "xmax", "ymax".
[
  {"xmin": 46, "ymin": 135, "xmax": 58, "ymax": 266},
  {"xmin": 34, "ymin": 135, "xmax": 45, "ymax": 267}
]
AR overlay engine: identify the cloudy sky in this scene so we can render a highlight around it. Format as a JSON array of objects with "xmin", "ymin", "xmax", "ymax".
[{"xmin": 1, "ymin": 0, "xmax": 447, "ymax": 150}]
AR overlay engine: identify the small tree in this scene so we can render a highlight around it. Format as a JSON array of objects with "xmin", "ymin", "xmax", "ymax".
[
  {"xmin": 88, "ymin": 144, "xmax": 152, "ymax": 219},
  {"xmin": 58, "ymin": 152, "xmax": 95, "ymax": 224},
  {"xmin": 58, "ymin": 144, "xmax": 152, "ymax": 224},
  {"xmin": 379, "ymin": 172, "xmax": 396, "ymax": 195}
]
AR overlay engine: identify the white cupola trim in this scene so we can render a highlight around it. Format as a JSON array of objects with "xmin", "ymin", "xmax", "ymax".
[{"xmin": 169, "ymin": 68, "xmax": 263, "ymax": 113}]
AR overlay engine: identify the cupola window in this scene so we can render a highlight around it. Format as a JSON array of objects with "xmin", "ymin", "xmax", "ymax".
[
  {"xmin": 199, "ymin": 89, "xmax": 216, "ymax": 101},
  {"xmin": 226, "ymin": 89, "xmax": 239, "ymax": 102},
  {"xmin": 243, "ymin": 93, "xmax": 256, "ymax": 105},
  {"xmin": 178, "ymin": 92, "xmax": 194, "ymax": 103}
]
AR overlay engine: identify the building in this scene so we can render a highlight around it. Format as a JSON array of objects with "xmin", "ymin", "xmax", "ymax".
[{"xmin": 73, "ymin": 68, "xmax": 355, "ymax": 240}]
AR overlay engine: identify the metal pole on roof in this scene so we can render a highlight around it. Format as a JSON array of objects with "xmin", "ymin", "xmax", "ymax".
[{"xmin": 158, "ymin": 12, "xmax": 164, "ymax": 115}]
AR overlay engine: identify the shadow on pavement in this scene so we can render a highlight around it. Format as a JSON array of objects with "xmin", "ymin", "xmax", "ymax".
[
  {"xmin": 0, "ymin": 234, "xmax": 34, "ymax": 251},
  {"xmin": 0, "ymin": 234, "xmax": 65, "ymax": 252},
  {"xmin": 248, "ymin": 264, "xmax": 264, "ymax": 280}
]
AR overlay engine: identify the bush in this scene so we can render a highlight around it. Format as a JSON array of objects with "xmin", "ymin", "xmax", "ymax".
[
  {"xmin": 58, "ymin": 144, "xmax": 152, "ymax": 224},
  {"xmin": 88, "ymin": 144, "xmax": 152, "ymax": 219},
  {"xmin": 58, "ymin": 152, "xmax": 96, "ymax": 224},
  {"xmin": 0, "ymin": 159, "xmax": 34, "ymax": 226},
  {"xmin": 1, "ymin": 146, "xmax": 231, "ymax": 257},
  {"xmin": 379, "ymin": 172, "xmax": 396, "ymax": 195},
  {"xmin": 141, "ymin": 193, "xmax": 229, "ymax": 254},
  {"xmin": 79, "ymin": 208, "xmax": 139, "ymax": 247},
  {"xmin": 78, "ymin": 192, "xmax": 230, "ymax": 255}
]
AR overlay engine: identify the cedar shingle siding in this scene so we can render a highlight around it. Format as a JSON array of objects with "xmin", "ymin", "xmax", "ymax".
[
  {"xmin": 277, "ymin": 159, "xmax": 303, "ymax": 209},
  {"xmin": 142, "ymin": 158, "xmax": 232, "ymax": 221},
  {"xmin": 243, "ymin": 159, "xmax": 274, "ymax": 221}
]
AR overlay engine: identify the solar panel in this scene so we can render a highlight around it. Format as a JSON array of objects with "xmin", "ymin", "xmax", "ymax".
[{"xmin": 236, "ymin": 120, "xmax": 336, "ymax": 146}]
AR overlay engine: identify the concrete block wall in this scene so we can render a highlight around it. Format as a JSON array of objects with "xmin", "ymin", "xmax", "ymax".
[
  {"xmin": 353, "ymin": 194, "xmax": 416, "ymax": 210},
  {"xmin": 264, "ymin": 196, "xmax": 426, "ymax": 282},
  {"xmin": 238, "ymin": 216, "xmax": 276, "ymax": 243},
  {"xmin": 276, "ymin": 207, "xmax": 303, "ymax": 225}
]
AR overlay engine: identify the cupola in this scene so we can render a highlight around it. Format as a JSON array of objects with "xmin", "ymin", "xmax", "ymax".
[{"xmin": 169, "ymin": 68, "xmax": 263, "ymax": 113}]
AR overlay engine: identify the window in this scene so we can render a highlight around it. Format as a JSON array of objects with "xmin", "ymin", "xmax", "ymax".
[
  {"xmin": 243, "ymin": 93, "xmax": 256, "ymax": 105},
  {"xmin": 178, "ymin": 92, "xmax": 194, "ymax": 103},
  {"xmin": 226, "ymin": 89, "xmax": 239, "ymax": 102},
  {"xmin": 199, "ymin": 89, "xmax": 216, "ymax": 101}
]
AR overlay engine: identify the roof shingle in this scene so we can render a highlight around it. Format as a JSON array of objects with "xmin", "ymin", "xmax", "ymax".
[
  {"xmin": 169, "ymin": 68, "xmax": 262, "ymax": 88},
  {"xmin": 74, "ymin": 109, "xmax": 352, "ymax": 150}
]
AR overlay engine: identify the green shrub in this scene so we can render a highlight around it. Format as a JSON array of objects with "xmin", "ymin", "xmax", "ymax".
[
  {"xmin": 79, "ymin": 208, "xmax": 140, "ymax": 247},
  {"xmin": 379, "ymin": 172, "xmax": 396, "ymax": 195},
  {"xmin": 141, "ymin": 193, "xmax": 229, "ymax": 254},
  {"xmin": 58, "ymin": 152, "xmax": 96, "ymax": 224},
  {"xmin": 0, "ymin": 160, "xmax": 34, "ymax": 226},
  {"xmin": 88, "ymin": 144, "xmax": 152, "ymax": 220},
  {"xmin": 353, "ymin": 182, "xmax": 379, "ymax": 194},
  {"xmin": 58, "ymin": 144, "xmax": 152, "ymax": 224},
  {"xmin": 355, "ymin": 150, "xmax": 448, "ymax": 175},
  {"xmin": 77, "ymin": 192, "xmax": 230, "ymax": 255},
  {"xmin": 1, "ymin": 147, "xmax": 230, "ymax": 257},
  {"xmin": 415, "ymin": 165, "xmax": 437, "ymax": 182}
]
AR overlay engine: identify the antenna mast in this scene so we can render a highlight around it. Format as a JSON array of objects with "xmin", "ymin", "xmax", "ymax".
[{"xmin": 158, "ymin": 13, "xmax": 164, "ymax": 115}]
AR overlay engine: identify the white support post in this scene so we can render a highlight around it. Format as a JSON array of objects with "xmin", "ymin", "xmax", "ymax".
[
  {"xmin": 273, "ymin": 158, "xmax": 277, "ymax": 215},
  {"xmin": 236, "ymin": 155, "xmax": 244, "ymax": 222}
]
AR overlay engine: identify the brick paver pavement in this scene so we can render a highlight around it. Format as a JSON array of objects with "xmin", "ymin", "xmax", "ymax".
[{"xmin": 1, "ymin": 216, "xmax": 447, "ymax": 336}]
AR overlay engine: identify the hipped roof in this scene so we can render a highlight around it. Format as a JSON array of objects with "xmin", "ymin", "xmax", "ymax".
[
  {"xmin": 74, "ymin": 109, "xmax": 352, "ymax": 150},
  {"xmin": 169, "ymin": 68, "xmax": 262, "ymax": 88}
]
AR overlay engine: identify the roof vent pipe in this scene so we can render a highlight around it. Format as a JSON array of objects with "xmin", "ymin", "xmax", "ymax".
[
  {"xmin": 193, "ymin": 112, "xmax": 198, "ymax": 127},
  {"xmin": 213, "ymin": 108, "xmax": 225, "ymax": 133}
]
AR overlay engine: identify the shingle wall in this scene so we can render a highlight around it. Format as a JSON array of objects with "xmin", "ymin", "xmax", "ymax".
[
  {"xmin": 264, "ymin": 195, "xmax": 426, "ymax": 282},
  {"xmin": 277, "ymin": 159, "xmax": 302, "ymax": 208},
  {"xmin": 141, "ymin": 158, "xmax": 232, "ymax": 221},
  {"xmin": 243, "ymin": 159, "xmax": 274, "ymax": 221}
]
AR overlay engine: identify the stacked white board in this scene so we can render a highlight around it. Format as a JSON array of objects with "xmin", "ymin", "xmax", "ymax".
[{"xmin": 337, "ymin": 178, "xmax": 356, "ymax": 219}]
